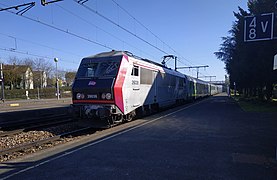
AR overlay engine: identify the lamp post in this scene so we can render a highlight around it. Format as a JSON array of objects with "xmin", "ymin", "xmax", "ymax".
[
  {"xmin": 0, "ymin": 63, "xmax": 4, "ymax": 101},
  {"xmin": 54, "ymin": 58, "xmax": 59, "ymax": 100}
]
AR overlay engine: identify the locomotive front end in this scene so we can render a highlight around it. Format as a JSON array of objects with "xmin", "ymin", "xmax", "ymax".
[{"xmin": 71, "ymin": 53, "xmax": 124, "ymax": 122}]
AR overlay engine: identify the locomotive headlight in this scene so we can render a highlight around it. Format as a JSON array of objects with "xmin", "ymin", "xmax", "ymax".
[
  {"xmin": 105, "ymin": 93, "xmax": 112, "ymax": 100},
  {"xmin": 101, "ymin": 93, "xmax": 106, "ymax": 99},
  {"xmin": 101, "ymin": 93, "xmax": 112, "ymax": 100},
  {"xmin": 76, "ymin": 93, "xmax": 84, "ymax": 99}
]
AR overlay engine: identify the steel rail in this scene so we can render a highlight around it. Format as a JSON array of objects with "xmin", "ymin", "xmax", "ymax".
[
  {"xmin": 0, "ymin": 126, "xmax": 94, "ymax": 156},
  {"xmin": 0, "ymin": 119, "xmax": 74, "ymax": 138},
  {"xmin": 0, "ymin": 114, "xmax": 71, "ymax": 130}
]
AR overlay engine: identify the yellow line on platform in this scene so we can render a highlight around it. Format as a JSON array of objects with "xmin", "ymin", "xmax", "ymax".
[{"xmin": 9, "ymin": 103, "xmax": 19, "ymax": 107}]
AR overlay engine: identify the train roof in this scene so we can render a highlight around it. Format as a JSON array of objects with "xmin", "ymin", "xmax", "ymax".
[
  {"xmin": 84, "ymin": 50, "xmax": 170, "ymax": 69},
  {"xmin": 83, "ymin": 51, "xmax": 214, "ymax": 85},
  {"xmin": 84, "ymin": 50, "xmax": 126, "ymax": 58},
  {"xmin": 185, "ymin": 74, "xmax": 211, "ymax": 84}
]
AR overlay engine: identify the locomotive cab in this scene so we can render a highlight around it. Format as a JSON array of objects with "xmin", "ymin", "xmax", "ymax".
[{"xmin": 71, "ymin": 53, "xmax": 123, "ymax": 122}]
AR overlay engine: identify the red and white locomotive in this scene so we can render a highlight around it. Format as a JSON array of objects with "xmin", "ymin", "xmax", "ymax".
[{"xmin": 71, "ymin": 51, "xmax": 221, "ymax": 124}]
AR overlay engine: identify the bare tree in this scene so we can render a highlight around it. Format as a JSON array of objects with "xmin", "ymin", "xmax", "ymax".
[
  {"xmin": 33, "ymin": 58, "xmax": 53, "ymax": 75},
  {"xmin": 22, "ymin": 57, "xmax": 34, "ymax": 67},
  {"xmin": 8, "ymin": 56, "xmax": 22, "ymax": 65},
  {"xmin": 32, "ymin": 58, "xmax": 54, "ymax": 88}
]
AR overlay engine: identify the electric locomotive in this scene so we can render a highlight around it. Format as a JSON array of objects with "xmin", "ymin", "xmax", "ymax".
[{"xmin": 71, "ymin": 50, "xmax": 218, "ymax": 125}]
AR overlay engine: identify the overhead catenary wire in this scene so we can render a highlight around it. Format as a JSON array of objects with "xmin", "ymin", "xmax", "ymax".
[
  {"xmin": 0, "ymin": 2, "xmax": 158, "ymax": 66},
  {"xmin": 0, "ymin": 32, "xmax": 82, "ymax": 59},
  {"xmin": 0, "ymin": 2, "xmax": 157, "ymax": 64},
  {"xmin": 0, "ymin": 2, "xmax": 212, "ymax": 79},
  {"xmin": 55, "ymin": 4, "xmax": 156, "ymax": 60},
  {"xmin": 111, "ymin": 0, "xmax": 197, "ymax": 66},
  {"xmin": 110, "ymin": 0, "xmax": 214, "ymax": 79},
  {"xmin": 0, "ymin": 46, "xmax": 78, "ymax": 65},
  {"xmin": 0, "ymin": 3, "xmax": 113, "ymax": 51},
  {"xmin": 73, "ymin": 0, "xmax": 168, "ymax": 55},
  {"xmin": 0, "ymin": 46, "xmax": 52, "ymax": 60}
]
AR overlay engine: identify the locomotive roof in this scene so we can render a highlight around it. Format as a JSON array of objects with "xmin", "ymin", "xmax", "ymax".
[
  {"xmin": 85, "ymin": 50, "xmax": 127, "ymax": 58},
  {"xmin": 83, "ymin": 51, "xmax": 213, "ymax": 85},
  {"xmin": 84, "ymin": 50, "xmax": 168, "ymax": 69}
]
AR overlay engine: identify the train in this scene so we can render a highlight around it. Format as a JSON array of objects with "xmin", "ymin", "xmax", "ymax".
[{"xmin": 71, "ymin": 50, "xmax": 222, "ymax": 125}]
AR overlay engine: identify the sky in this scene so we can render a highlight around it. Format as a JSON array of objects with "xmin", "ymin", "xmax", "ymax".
[{"xmin": 0, "ymin": 0, "xmax": 249, "ymax": 81}]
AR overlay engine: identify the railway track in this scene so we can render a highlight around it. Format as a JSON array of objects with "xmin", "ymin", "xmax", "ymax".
[
  {"xmin": 0, "ymin": 114, "xmax": 72, "ymax": 131},
  {"xmin": 0, "ymin": 108, "xmax": 135, "ymax": 162},
  {"xmin": 0, "ymin": 125, "xmax": 96, "ymax": 157},
  {"xmin": 0, "ymin": 119, "xmax": 74, "ymax": 138},
  {"xmin": 0, "ymin": 112, "xmax": 83, "ymax": 162},
  {"xmin": 0, "ymin": 114, "xmax": 135, "ymax": 162}
]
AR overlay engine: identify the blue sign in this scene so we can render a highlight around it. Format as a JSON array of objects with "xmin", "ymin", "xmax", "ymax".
[{"xmin": 244, "ymin": 13, "xmax": 274, "ymax": 42}]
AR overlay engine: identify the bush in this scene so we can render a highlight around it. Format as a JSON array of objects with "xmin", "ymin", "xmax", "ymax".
[{"xmin": 2, "ymin": 87, "xmax": 72, "ymax": 100}]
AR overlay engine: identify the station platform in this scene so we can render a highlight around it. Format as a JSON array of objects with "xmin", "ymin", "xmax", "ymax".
[
  {"xmin": 0, "ymin": 98, "xmax": 72, "ymax": 113},
  {"xmin": 1, "ymin": 94, "xmax": 276, "ymax": 179}
]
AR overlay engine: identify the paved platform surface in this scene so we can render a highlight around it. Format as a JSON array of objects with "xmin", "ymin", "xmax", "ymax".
[
  {"xmin": 1, "ymin": 94, "xmax": 277, "ymax": 179},
  {"xmin": 0, "ymin": 98, "xmax": 72, "ymax": 113}
]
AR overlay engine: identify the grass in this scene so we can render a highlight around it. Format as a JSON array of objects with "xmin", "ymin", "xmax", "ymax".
[{"xmin": 233, "ymin": 96, "xmax": 277, "ymax": 112}]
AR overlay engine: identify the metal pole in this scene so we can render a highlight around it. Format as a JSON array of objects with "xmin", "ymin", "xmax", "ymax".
[
  {"xmin": 174, "ymin": 56, "xmax": 177, "ymax": 71},
  {"xmin": 37, "ymin": 87, "xmax": 40, "ymax": 99},
  {"xmin": 54, "ymin": 58, "xmax": 59, "ymax": 100},
  {"xmin": 0, "ymin": 63, "xmax": 4, "ymax": 101}
]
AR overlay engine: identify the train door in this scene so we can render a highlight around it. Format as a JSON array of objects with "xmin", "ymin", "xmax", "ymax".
[{"xmin": 130, "ymin": 65, "xmax": 140, "ymax": 107}]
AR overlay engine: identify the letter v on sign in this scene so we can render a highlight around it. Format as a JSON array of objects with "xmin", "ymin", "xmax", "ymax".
[{"xmin": 261, "ymin": 21, "xmax": 268, "ymax": 33}]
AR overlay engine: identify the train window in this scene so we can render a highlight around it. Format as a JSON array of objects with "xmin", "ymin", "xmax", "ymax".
[
  {"xmin": 76, "ymin": 61, "xmax": 119, "ymax": 78},
  {"xmin": 131, "ymin": 65, "xmax": 139, "ymax": 76},
  {"xmin": 87, "ymin": 67, "xmax": 96, "ymax": 77},
  {"xmin": 85, "ymin": 63, "xmax": 98, "ymax": 77},
  {"xmin": 140, "ymin": 68, "xmax": 153, "ymax": 84},
  {"xmin": 98, "ymin": 62, "xmax": 119, "ymax": 76}
]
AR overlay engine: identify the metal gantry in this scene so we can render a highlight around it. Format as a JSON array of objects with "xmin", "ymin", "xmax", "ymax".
[
  {"xmin": 177, "ymin": 65, "xmax": 209, "ymax": 79},
  {"xmin": 161, "ymin": 55, "xmax": 209, "ymax": 79},
  {"xmin": 198, "ymin": 75, "xmax": 216, "ymax": 82},
  {"xmin": 0, "ymin": 2, "xmax": 35, "ymax": 15},
  {"xmin": 0, "ymin": 0, "xmax": 64, "ymax": 15}
]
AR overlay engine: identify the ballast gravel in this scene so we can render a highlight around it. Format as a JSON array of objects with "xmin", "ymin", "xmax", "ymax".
[{"xmin": 0, "ymin": 123, "xmax": 85, "ymax": 162}]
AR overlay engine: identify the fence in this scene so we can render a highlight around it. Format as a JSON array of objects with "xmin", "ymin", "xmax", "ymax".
[{"xmin": 1, "ymin": 87, "xmax": 72, "ymax": 100}]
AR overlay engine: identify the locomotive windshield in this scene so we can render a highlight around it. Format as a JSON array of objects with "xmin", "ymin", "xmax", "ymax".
[{"xmin": 76, "ymin": 60, "xmax": 120, "ymax": 78}]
